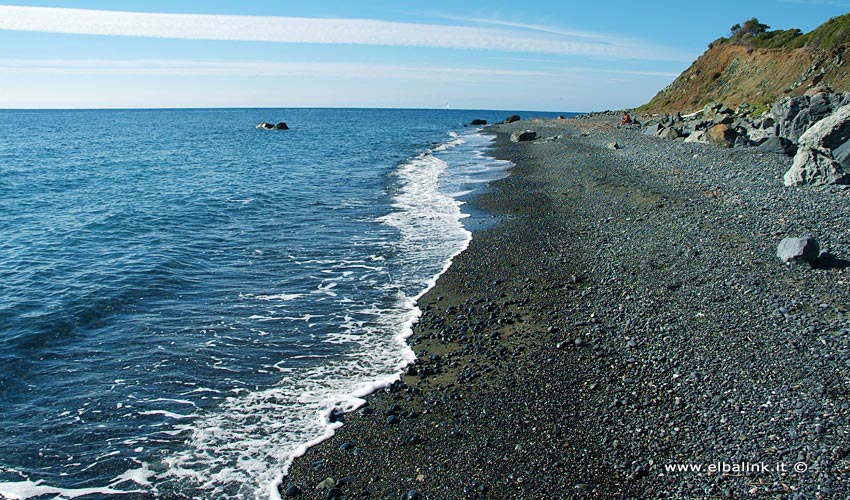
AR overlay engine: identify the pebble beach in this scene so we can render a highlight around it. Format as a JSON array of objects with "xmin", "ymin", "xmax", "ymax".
[{"xmin": 283, "ymin": 116, "xmax": 850, "ymax": 499}]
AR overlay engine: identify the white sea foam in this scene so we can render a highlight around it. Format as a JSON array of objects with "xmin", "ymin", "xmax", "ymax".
[
  {"xmin": 1, "ymin": 129, "xmax": 511, "ymax": 500},
  {"xmin": 109, "ymin": 462, "xmax": 155, "ymax": 488},
  {"xmin": 252, "ymin": 293, "xmax": 304, "ymax": 301},
  {"xmin": 0, "ymin": 479, "xmax": 142, "ymax": 499},
  {"xmin": 138, "ymin": 410, "xmax": 198, "ymax": 420}
]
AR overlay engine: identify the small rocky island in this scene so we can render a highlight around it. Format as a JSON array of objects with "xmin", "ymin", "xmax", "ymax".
[{"xmin": 257, "ymin": 121, "xmax": 289, "ymax": 130}]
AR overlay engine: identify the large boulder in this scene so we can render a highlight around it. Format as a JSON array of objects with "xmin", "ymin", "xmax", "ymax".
[
  {"xmin": 510, "ymin": 130, "xmax": 537, "ymax": 142},
  {"xmin": 706, "ymin": 124, "xmax": 737, "ymax": 148},
  {"xmin": 784, "ymin": 104, "xmax": 850, "ymax": 186},
  {"xmin": 658, "ymin": 127, "xmax": 681, "ymax": 140},
  {"xmin": 776, "ymin": 237, "xmax": 819, "ymax": 265},
  {"xmin": 470, "ymin": 119, "xmax": 487, "ymax": 126},
  {"xmin": 505, "ymin": 114, "xmax": 521, "ymax": 123},
  {"xmin": 642, "ymin": 123, "xmax": 663, "ymax": 136}
]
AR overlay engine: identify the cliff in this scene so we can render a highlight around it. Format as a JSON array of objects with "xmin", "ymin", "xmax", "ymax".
[{"xmin": 640, "ymin": 14, "xmax": 850, "ymax": 113}]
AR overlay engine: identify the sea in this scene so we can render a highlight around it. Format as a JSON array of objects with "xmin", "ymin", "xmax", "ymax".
[{"xmin": 0, "ymin": 108, "xmax": 565, "ymax": 500}]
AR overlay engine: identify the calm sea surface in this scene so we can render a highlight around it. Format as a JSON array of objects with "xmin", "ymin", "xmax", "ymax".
[{"xmin": 0, "ymin": 108, "xmax": 565, "ymax": 499}]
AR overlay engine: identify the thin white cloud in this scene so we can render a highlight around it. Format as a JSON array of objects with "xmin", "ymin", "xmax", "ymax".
[
  {"xmin": 0, "ymin": 5, "xmax": 689, "ymax": 61},
  {"xmin": 0, "ymin": 58, "xmax": 553, "ymax": 80},
  {"xmin": 447, "ymin": 16, "xmax": 693, "ymax": 61},
  {"xmin": 440, "ymin": 16, "xmax": 624, "ymax": 42}
]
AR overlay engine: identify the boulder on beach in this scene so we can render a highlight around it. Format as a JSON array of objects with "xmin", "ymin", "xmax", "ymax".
[
  {"xmin": 470, "ymin": 119, "xmax": 487, "ymax": 126},
  {"xmin": 257, "ymin": 121, "xmax": 289, "ymax": 130},
  {"xmin": 505, "ymin": 114, "xmax": 521, "ymax": 123},
  {"xmin": 684, "ymin": 130, "xmax": 707, "ymax": 143},
  {"xmin": 776, "ymin": 236, "xmax": 819, "ymax": 265},
  {"xmin": 510, "ymin": 130, "xmax": 537, "ymax": 142},
  {"xmin": 706, "ymin": 123, "xmax": 737, "ymax": 148},
  {"xmin": 756, "ymin": 136, "xmax": 796, "ymax": 156},
  {"xmin": 658, "ymin": 127, "xmax": 681, "ymax": 140},
  {"xmin": 642, "ymin": 123, "xmax": 663, "ymax": 136},
  {"xmin": 784, "ymin": 103, "xmax": 850, "ymax": 186}
]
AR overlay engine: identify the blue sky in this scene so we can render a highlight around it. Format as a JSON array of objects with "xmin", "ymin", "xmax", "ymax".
[{"xmin": 0, "ymin": 1, "xmax": 847, "ymax": 111}]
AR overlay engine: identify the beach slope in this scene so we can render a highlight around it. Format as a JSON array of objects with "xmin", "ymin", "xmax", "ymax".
[{"xmin": 284, "ymin": 117, "xmax": 850, "ymax": 499}]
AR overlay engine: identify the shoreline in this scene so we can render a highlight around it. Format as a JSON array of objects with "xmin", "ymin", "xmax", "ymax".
[{"xmin": 282, "ymin": 117, "xmax": 850, "ymax": 499}]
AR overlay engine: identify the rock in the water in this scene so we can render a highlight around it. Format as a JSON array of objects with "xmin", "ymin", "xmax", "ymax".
[
  {"xmin": 706, "ymin": 124, "xmax": 737, "ymax": 148},
  {"xmin": 777, "ymin": 237, "xmax": 819, "ymax": 265},
  {"xmin": 784, "ymin": 104, "xmax": 850, "ymax": 186},
  {"xmin": 257, "ymin": 121, "xmax": 289, "ymax": 130},
  {"xmin": 328, "ymin": 408, "xmax": 345, "ymax": 423},
  {"xmin": 510, "ymin": 130, "xmax": 537, "ymax": 142},
  {"xmin": 470, "ymin": 119, "xmax": 487, "ymax": 125},
  {"xmin": 505, "ymin": 114, "xmax": 521, "ymax": 123},
  {"xmin": 756, "ymin": 136, "xmax": 796, "ymax": 156}
]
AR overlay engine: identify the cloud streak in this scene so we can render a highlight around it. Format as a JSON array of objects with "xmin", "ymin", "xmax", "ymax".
[
  {"xmin": 0, "ymin": 5, "xmax": 688, "ymax": 61},
  {"xmin": 0, "ymin": 58, "xmax": 553, "ymax": 80}
]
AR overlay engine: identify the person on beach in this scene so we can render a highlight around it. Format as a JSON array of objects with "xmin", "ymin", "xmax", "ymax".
[{"xmin": 621, "ymin": 111, "xmax": 632, "ymax": 125}]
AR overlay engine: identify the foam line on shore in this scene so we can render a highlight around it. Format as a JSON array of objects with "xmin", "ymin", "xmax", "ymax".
[{"xmin": 266, "ymin": 130, "xmax": 511, "ymax": 499}]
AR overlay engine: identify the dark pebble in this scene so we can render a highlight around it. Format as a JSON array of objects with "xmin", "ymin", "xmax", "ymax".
[
  {"xmin": 284, "ymin": 483, "xmax": 302, "ymax": 497},
  {"xmin": 326, "ymin": 487, "xmax": 342, "ymax": 499}
]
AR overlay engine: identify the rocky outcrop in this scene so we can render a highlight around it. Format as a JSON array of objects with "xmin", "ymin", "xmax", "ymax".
[
  {"xmin": 470, "ymin": 119, "xmax": 487, "ymax": 126},
  {"xmin": 505, "ymin": 115, "xmax": 521, "ymax": 124},
  {"xmin": 771, "ymin": 93, "xmax": 850, "ymax": 142},
  {"xmin": 257, "ymin": 121, "xmax": 289, "ymax": 130},
  {"xmin": 510, "ymin": 130, "xmax": 537, "ymax": 142},
  {"xmin": 637, "ymin": 92, "xmax": 850, "ymax": 182},
  {"xmin": 784, "ymin": 103, "xmax": 850, "ymax": 186}
]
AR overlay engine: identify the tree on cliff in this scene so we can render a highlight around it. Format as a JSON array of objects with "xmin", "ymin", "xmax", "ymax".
[{"xmin": 730, "ymin": 18, "xmax": 770, "ymax": 39}]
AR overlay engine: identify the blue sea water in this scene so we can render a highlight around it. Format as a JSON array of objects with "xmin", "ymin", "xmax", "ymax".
[{"xmin": 0, "ymin": 108, "xmax": 564, "ymax": 499}]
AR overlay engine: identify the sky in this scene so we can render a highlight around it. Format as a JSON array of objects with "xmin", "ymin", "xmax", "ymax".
[{"xmin": 0, "ymin": 1, "xmax": 847, "ymax": 111}]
